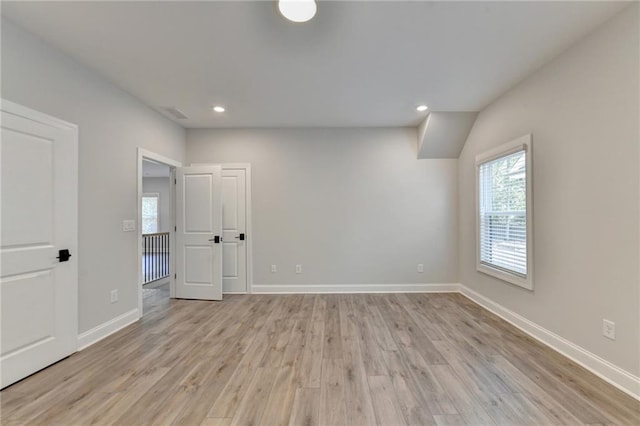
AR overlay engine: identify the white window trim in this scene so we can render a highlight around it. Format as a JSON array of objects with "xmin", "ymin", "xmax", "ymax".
[
  {"xmin": 142, "ymin": 192, "xmax": 160, "ymax": 234},
  {"xmin": 475, "ymin": 134, "xmax": 534, "ymax": 290}
]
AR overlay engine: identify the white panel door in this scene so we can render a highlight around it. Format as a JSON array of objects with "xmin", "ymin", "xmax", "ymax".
[
  {"xmin": 175, "ymin": 165, "xmax": 223, "ymax": 300},
  {"xmin": 222, "ymin": 169, "xmax": 247, "ymax": 293},
  {"xmin": 1, "ymin": 101, "xmax": 78, "ymax": 389}
]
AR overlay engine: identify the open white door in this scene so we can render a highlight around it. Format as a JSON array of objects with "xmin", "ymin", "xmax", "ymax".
[
  {"xmin": 175, "ymin": 165, "xmax": 223, "ymax": 300},
  {"xmin": 222, "ymin": 168, "xmax": 247, "ymax": 293},
  {"xmin": 1, "ymin": 100, "xmax": 78, "ymax": 388}
]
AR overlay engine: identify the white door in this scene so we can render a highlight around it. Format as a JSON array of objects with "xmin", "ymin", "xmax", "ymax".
[
  {"xmin": 222, "ymin": 169, "xmax": 247, "ymax": 293},
  {"xmin": 1, "ymin": 101, "xmax": 78, "ymax": 389},
  {"xmin": 175, "ymin": 165, "xmax": 223, "ymax": 300}
]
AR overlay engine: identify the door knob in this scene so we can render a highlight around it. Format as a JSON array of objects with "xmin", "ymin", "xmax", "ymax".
[
  {"xmin": 235, "ymin": 233, "xmax": 245, "ymax": 241},
  {"xmin": 208, "ymin": 236, "xmax": 221, "ymax": 243}
]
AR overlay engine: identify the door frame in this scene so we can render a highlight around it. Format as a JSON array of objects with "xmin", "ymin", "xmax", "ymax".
[
  {"xmin": 136, "ymin": 148, "xmax": 181, "ymax": 316},
  {"xmin": 191, "ymin": 162, "xmax": 253, "ymax": 294}
]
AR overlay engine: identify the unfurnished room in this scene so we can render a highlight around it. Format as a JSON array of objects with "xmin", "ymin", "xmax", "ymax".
[{"xmin": 0, "ymin": 1, "xmax": 639, "ymax": 425}]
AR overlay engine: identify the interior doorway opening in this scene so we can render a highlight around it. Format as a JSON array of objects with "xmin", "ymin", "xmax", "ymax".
[
  {"xmin": 141, "ymin": 159, "xmax": 172, "ymax": 314},
  {"xmin": 136, "ymin": 148, "xmax": 181, "ymax": 318}
]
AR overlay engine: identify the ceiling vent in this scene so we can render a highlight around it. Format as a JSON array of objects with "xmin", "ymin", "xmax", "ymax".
[{"xmin": 162, "ymin": 106, "xmax": 188, "ymax": 120}]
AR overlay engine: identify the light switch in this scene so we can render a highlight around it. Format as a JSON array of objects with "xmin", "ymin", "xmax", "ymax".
[{"xmin": 123, "ymin": 220, "xmax": 136, "ymax": 232}]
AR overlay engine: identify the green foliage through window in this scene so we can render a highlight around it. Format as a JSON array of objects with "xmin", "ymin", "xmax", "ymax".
[
  {"xmin": 479, "ymin": 150, "xmax": 527, "ymax": 276},
  {"xmin": 142, "ymin": 195, "xmax": 159, "ymax": 234}
]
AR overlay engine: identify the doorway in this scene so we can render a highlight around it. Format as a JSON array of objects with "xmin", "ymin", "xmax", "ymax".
[
  {"xmin": 141, "ymin": 159, "xmax": 171, "ymax": 314},
  {"xmin": 136, "ymin": 157, "xmax": 253, "ymax": 313},
  {"xmin": 136, "ymin": 148, "xmax": 181, "ymax": 317},
  {"xmin": 191, "ymin": 163, "xmax": 253, "ymax": 294}
]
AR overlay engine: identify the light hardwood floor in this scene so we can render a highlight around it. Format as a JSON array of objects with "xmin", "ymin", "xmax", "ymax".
[{"xmin": 2, "ymin": 289, "xmax": 638, "ymax": 425}]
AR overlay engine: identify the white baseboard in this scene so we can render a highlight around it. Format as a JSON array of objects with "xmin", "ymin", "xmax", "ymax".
[
  {"xmin": 458, "ymin": 284, "xmax": 640, "ymax": 401},
  {"xmin": 77, "ymin": 308, "xmax": 139, "ymax": 351},
  {"xmin": 252, "ymin": 283, "xmax": 459, "ymax": 294}
]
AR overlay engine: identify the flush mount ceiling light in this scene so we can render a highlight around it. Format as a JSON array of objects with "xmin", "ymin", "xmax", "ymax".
[
  {"xmin": 278, "ymin": 0, "xmax": 317, "ymax": 23},
  {"xmin": 212, "ymin": 106, "xmax": 225, "ymax": 113},
  {"xmin": 416, "ymin": 105, "xmax": 429, "ymax": 112}
]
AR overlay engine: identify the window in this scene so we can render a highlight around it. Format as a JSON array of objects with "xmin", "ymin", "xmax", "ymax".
[
  {"xmin": 142, "ymin": 193, "xmax": 159, "ymax": 234},
  {"xmin": 476, "ymin": 134, "xmax": 533, "ymax": 289}
]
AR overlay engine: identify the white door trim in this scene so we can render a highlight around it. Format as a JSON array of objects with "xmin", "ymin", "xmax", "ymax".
[
  {"xmin": 190, "ymin": 162, "xmax": 253, "ymax": 294},
  {"xmin": 136, "ymin": 148, "xmax": 181, "ymax": 317}
]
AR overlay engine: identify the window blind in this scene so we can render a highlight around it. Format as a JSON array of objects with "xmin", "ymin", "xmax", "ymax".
[{"xmin": 478, "ymin": 149, "xmax": 527, "ymax": 277}]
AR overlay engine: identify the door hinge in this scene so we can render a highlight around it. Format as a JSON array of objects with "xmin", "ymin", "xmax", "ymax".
[
  {"xmin": 175, "ymin": 225, "xmax": 177, "ymax": 232},
  {"xmin": 175, "ymin": 273, "xmax": 177, "ymax": 279},
  {"xmin": 174, "ymin": 178, "xmax": 177, "ymax": 184}
]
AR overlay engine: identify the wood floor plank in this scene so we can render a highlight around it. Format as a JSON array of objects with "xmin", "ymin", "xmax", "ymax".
[
  {"xmin": 260, "ymin": 366, "xmax": 299, "ymax": 426},
  {"xmin": 433, "ymin": 414, "xmax": 466, "ymax": 426},
  {"xmin": 311, "ymin": 294, "xmax": 326, "ymax": 323},
  {"xmin": 380, "ymin": 348, "xmax": 437, "ymax": 425},
  {"xmin": 2, "ymin": 288, "xmax": 637, "ymax": 426},
  {"xmin": 400, "ymin": 345, "xmax": 459, "ymax": 416},
  {"xmin": 379, "ymin": 294, "xmax": 447, "ymax": 365},
  {"xmin": 282, "ymin": 319, "xmax": 311, "ymax": 369},
  {"xmin": 322, "ymin": 294, "xmax": 343, "ymax": 359},
  {"xmin": 150, "ymin": 338, "xmax": 246, "ymax": 426},
  {"xmin": 368, "ymin": 375, "xmax": 408, "ymax": 426},
  {"xmin": 364, "ymin": 294, "xmax": 398, "ymax": 351},
  {"xmin": 319, "ymin": 358, "xmax": 347, "ymax": 426},
  {"xmin": 30, "ymin": 391, "xmax": 119, "ymax": 426},
  {"xmin": 351, "ymin": 296, "xmax": 389, "ymax": 376},
  {"xmin": 200, "ymin": 418, "xmax": 232, "ymax": 426},
  {"xmin": 430, "ymin": 364, "xmax": 498, "ymax": 426},
  {"xmin": 288, "ymin": 388, "xmax": 320, "ymax": 426},
  {"xmin": 260, "ymin": 318, "xmax": 297, "ymax": 368},
  {"xmin": 207, "ymin": 331, "xmax": 271, "ymax": 418},
  {"xmin": 207, "ymin": 298, "xmax": 285, "ymax": 419},
  {"xmin": 87, "ymin": 367, "xmax": 171, "ymax": 425},
  {"xmin": 297, "ymin": 320, "xmax": 324, "ymax": 388},
  {"xmin": 338, "ymin": 295, "xmax": 378, "ymax": 426},
  {"xmin": 292, "ymin": 294, "xmax": 315, "ymax": 321},
  {"xmin": 483, "ymin": 392, "xmax": 555, "ymax": 426},
  {"xmin": 230, "ymin": 367, "xmax": 279, "ymax": 426},
  {"xmin": 485, "ymin": 332, "xmax": 621, "ymax": 424},
  {"xmin": 487, "ymin": 355, "xmax": 584, "ymax": 425}
]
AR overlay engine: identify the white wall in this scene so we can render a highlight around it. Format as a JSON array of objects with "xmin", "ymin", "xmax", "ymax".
[
  {"xmin": 187, "ymin": 128, "xmax": 458, "ymax": 288},
  {"xmin": 1, "ymin": 18, "xmax": 186, "ymax": 333},
  {"xmin": 142, "ymin": 177, "xmax": 171, "ymax": 233},
  {"xmin": 458, "ymin": 5, "xmax": 639, "ymax": 376}
]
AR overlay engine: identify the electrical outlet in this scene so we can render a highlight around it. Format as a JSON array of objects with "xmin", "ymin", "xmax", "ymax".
[
  {"xmin": 271, "ymin": 264, "xmax": 277, "ymax": 273},
  {"xmin": 602, "ymin": 319, "xmax": 615, "ymax": 340},
  {"xmin": 417, "ymin": 263, "xmax": 424, "ymax": 273},
  {"xmin": 110, "ymin": 289, "xmax": 118, "ymax": 303},
  {"xmin": 295, "ymin": 264, "xmax": 302, "ymax": 274}
]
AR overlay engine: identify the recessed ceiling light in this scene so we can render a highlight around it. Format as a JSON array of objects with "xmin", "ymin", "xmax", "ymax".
[
  {"xmin": 213, "ymin": 106, "xmax": 225, "ymax": 113},
  {"xmin": 416, "ymin": 105, "xmax": 429, "ymax": 112},
  {"xmin": 278, "ymin": 0, "xmax": 317, "ymax": 23}
]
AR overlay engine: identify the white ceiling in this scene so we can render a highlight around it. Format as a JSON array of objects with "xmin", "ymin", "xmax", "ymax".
[{"xmin": 2, "ymin": 1, "xmax": 628, "ymax": 128}]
